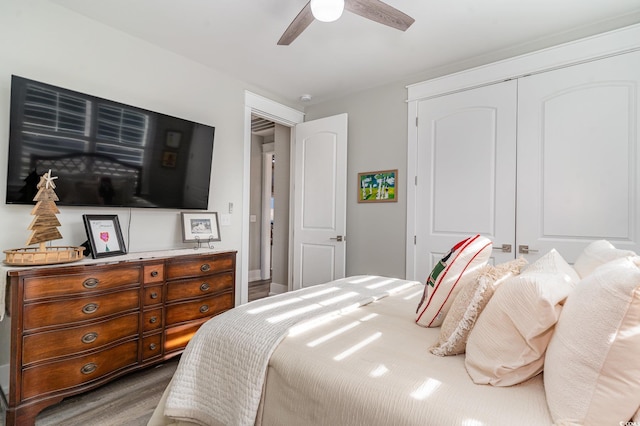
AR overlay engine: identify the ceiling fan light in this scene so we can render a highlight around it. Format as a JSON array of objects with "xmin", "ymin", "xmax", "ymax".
[{"xmin": 310, "ymin": 0, "xmax": 345, "ymax": 23}]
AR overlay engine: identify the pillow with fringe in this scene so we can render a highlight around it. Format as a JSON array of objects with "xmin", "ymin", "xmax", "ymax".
[{"xmin": 430, "ymin": 257, "xmax": 528, "ymax": 356}]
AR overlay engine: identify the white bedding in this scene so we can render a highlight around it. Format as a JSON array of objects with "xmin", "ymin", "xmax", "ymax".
[
  {"xmin": 150, "ymin": 275, "xmax": 553, "ymax": 426},
  {"xmin": 158, "ymin": 276, "xmax": 420, "ymax": 426}
]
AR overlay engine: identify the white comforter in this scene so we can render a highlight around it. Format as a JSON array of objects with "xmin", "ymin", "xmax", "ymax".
[{"xmin": 161, "ymin": 276, "xmax": 420, "ymax": 426}]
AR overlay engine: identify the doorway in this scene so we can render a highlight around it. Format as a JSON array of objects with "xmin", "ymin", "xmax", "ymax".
[{"xmin": 248, "ymin": 114, "xmax": 291, "ymax": 300}]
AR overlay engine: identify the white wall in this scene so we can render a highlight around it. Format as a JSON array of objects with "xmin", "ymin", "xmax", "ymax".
[{"xmin": 0, "ymin": 0, "xmax": 296, "ymax": 369}]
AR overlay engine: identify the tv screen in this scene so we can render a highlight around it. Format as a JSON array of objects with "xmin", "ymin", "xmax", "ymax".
[{"xmin": 6, "ymin": 75, "xmax": 215, "ymax": 209}]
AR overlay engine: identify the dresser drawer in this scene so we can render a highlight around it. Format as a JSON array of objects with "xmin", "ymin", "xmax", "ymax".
[
  {"xmin": 143, "ymin": 263, "xmax": 164, "ymax": 284},
  {"xmin": 164, "ymin": 318, "xmax": 208, "ymax": 354},
  {"xmin": 23, "ymin": 266, "xmax": 140, "ymax": 301},
  {"xmin": 165, "ymin": 253, "xmax": 234, "ymax": 280},
  {"xmin": 141, "ymin": 334, "xmax": 162, "ymax": 360},
  {"xmin": 143, "ymin": 285, "xmax": 163, "ymax": 306},
  {"xmin": 22, "ymin": 313, "xmax": 139, "ymax": 365},
  {"xmin": 166, "ymin": 271, "xmax": 233, "ymax": 302},
  {"xmin": 21, "ymin": 340, "xmax": 138, "ymax": 400},
  {"xmin": 23, "ymin": 289, "xmax": 140, "ymax": 330},
  {"xmin": 165, "ymin": 292, "xmax": 233, "ymax": 326},
  {"xmin": 142, "ymin": 308, "xmax": 163, "ymax": 332}
]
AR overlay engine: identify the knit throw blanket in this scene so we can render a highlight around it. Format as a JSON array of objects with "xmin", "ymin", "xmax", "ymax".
[{"xmin": 163, "ymin": 275, "xmax": 420, "ymax": 426}]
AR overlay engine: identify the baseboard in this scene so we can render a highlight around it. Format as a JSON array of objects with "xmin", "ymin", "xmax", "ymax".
[
  {"xmin": 269, "ymin": 282, "xmax": 287, "ymax": 295},
  {"xmin": 248, "ymin": 269, "xmax": 262, "ymax": 282}
]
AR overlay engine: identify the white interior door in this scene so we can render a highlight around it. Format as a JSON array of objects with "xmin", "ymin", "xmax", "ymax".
[
  {"xmin": 516, "ymin": 51, "xmax": 640, "ymax": 262},
  {"xmin": 414, "ymin": 81, "xmax": 517, "ymax": 282},
  {"xmin": 292, "ymin": 113, "xmax": 348, "ymax": 289}
]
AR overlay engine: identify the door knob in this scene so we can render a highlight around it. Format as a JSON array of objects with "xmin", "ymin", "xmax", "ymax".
[
  {"xmin": 499, "ymin": 244, "xmax": 512, "ymax": 253},
  {"xmin": 330, "ymin": 235, "xmax": 344, "ymax": 242},
  {"xmin": 518, "ymin": 245, "xmax": 539, "ymax": 254}
]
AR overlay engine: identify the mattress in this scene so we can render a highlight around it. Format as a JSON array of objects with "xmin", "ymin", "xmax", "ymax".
[{"xmin": 149, "ymin": 279, "xmax": 552, "ymax": 425}]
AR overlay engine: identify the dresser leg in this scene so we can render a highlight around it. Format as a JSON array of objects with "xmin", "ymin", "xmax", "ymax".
[{"xmin": 6, "ymin": 396, "xmax": 64, "ymax": 426}]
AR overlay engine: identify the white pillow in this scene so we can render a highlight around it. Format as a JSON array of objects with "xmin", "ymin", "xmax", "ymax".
[
  {"xmin": 415, "ymin": 235, "xmax": 492, "ymax": 327},
  {"xmin": 573, "ymin": 239, "xmax": 636, "ymax": 278},
  {"xmin": 465, "ymin": 249, "xmax": 580, "ymax": 386},
  {"xmin": 544, "ymin": 256, "xmax": 640, "ymax": 425}
]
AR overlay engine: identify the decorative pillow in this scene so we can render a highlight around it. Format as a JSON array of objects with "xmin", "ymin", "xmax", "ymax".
[
  {"xmin": 634, "ymin": 407, "xmax": 640, "ymax": 422},
  {"xmin": 573, "ymin": 239, "xmax": 636, "ymax": 279},
  {"xmin": 464, "ymin": 249, "xmax": 580, "ymax": 386},
  {"xmin": 544, "ymin": 256, "xmax": 640, "ymax": 425},
  {"xmin": 415, "ymin": 234, "xmax": 492, "ymax": 327},
  {"xmin": 430, "ymin": 257, "xmax": 528, "ymax": 356}
]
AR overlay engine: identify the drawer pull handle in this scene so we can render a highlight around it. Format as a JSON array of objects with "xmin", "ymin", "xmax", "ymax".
[
  {"xmin": 200, "ymin": 282, "xmax": 210, "ymax": 292},
  {"xmin": 81, "ymin": 332, "xmax": 98, "ymax": 344},
  {"xmin": 81, "ymin": 363, "xmax": 97, "ymax": 375},
  {"xmin": 150, "ymin": 292, "xmax": 159, "ymax": 299},
  {"xmin": 150, "ymin": 270, "xmax": 159, "ymax": 277},
  {"xmin": 83, "ymin": 278, "xmax": 99, "ymax": 289},
  {"xmin": 150, "ymin": 316, "xmax": 158, "ymax": 324},
  {"xmin": 82, "ymin": 303, "xmax": 99, "ymax": 314},
  {"xmin": 199, "ymin": 304, "xmax": 210, "ymax": 314},
  {"xmin": 200, "ymin": 263, "xmax": 210, "ymax": 272},
  {"xmin": 149, "ymin": 343, "xmax": 157, "ymax": 351}
]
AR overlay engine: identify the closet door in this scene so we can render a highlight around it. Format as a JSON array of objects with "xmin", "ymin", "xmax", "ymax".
[
  {"xmin": 517, "ymin": 51, "xmax": 640, "ymax": 262},
  {"xmin": 414, "ymin": 80, "xmax": 517, "ymax": 282}
]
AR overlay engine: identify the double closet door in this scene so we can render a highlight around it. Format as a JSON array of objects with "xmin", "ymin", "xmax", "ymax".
[{"xmin": 414, "ymin": 50, "xmax": 640, "ymax": 282}]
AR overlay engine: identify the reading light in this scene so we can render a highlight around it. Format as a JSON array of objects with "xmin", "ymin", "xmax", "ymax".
[{"xmin": 310, "ymin": 0, "xmax": 345, "ymax": 22}]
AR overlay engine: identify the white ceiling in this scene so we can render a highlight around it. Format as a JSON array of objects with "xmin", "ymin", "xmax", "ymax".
[{"xmin": 49, "ymin": 0, "xmax": 640, "ymax": 106}]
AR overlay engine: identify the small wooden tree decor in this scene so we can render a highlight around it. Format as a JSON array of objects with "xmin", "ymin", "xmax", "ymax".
[{"xmin": 4, "ymin": 170, "xmax": 84, "ymax": 266}]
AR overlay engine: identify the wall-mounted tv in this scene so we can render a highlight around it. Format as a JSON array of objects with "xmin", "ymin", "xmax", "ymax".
[{"xmin": 6, "ymin": 75, "xmax": 215, "ymax": 209}]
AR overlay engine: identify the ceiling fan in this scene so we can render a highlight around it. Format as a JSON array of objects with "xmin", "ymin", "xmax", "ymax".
[{"xmin": 278, "ymin": 0, "xmax": 415, "ymax": 45}]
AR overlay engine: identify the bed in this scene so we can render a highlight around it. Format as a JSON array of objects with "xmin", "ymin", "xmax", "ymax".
[{"xmin": 148, "ymin": 275, "xmax": 552, "ymax": 426}]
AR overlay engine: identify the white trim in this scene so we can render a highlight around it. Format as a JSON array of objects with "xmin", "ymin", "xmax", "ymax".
[
  {"xmin": 405, "ymin": 101, "xmax": 418, "ymax": 281},
  {"xmin": 245, "ymin": 92, "xmax": 305, "ymax": 126},
  {"xmin": 269, "ymin": 282, "xmax": 287, "ymax": 295},
  {"xmin": 407, "ymin": 23, "xmax": 640, "ymax": 102},
  {"xmin": 244, "ymin": 91, "xmax": 304, "ymax": 304}
]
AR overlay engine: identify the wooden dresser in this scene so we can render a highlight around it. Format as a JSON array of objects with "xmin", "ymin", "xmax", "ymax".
[{"xmin": 1, "ymin": 249, "xmax": 236, "ymax": 426}]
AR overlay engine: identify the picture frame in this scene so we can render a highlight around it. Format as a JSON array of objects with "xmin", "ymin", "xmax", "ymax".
[
  {"xmin": 358, "ymin": 169, "xmax": 398, "ymax": 203},
  {"xmin": 181, "ymin": 211, "xmax": 221, "ymax": 243},
  {"xmin": 82, "ymin": 214, "xmax": 127, "ymax": 258},
  {"xmin": 165, "ymin": 130, "xmax": 182, "ymax": 148},
  {"xmin": 161, "ymin": 150, "xmax": 178, "ymax": 168}
]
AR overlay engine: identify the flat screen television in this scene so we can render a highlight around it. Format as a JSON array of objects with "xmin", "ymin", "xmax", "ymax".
[{"xmin": 6, "ymin": 75, "xmax": 215, "ymax": 209}]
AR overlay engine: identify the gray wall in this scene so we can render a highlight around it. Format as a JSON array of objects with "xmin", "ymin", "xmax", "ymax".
[
  {"xmin": 249, "ymin": 134, "xmax": 263, "ymax": 272},
  {"xmin": 271, "ymin": 124, "xmax": 291, "ymax": 287},
  {"xmin": 305, "ymin": 83, "xmax": 409, "ymax": 279}
]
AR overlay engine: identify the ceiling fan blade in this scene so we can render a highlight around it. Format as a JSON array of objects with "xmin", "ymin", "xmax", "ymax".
[
  {"xmin": 345, "ymin": 0, "xmax": 415, "ymax": 31},
  {"xmin": 278, "ymin": 2, "xmax": 315, "ymax": 45}
]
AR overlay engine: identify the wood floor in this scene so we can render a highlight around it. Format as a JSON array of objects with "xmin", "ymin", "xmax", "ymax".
[{"xmin": 0, "ymin": 280, "xmax": 273, "ymax": 426}]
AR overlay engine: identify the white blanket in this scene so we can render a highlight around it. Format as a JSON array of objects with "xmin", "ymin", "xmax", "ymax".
[{"xmin": 162, "ymin": 276, "xmax": 420, "ymax": 426}]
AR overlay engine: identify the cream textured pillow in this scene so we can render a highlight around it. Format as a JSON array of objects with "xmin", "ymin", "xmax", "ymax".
[
  {"xmin": 416, "ymin": 234, "xmax": 492, "ymax": 327},
  {"xmin": 430, "ymin": 257, "xmax": 528, "ymax": 356},
  {"xmin": 634, "ymin": 407, "xmax": 640, "ymax": 422},
  {"xmin": 573, "ymin": 239, "xmax": 636, "ymax": 279},
  {"xmin": 464, "ymin": 249, "xmax": 580, "ymax": 386},
  {"xmin": 544, "ymin": 256, "xmax": 640, "ymax": 425}
]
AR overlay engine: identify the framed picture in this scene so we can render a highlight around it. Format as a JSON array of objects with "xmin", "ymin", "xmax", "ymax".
[
  {"xmin": 181, "ymin": 211, "xmax": 221, "ymax": 243},
  {"xmin": 162, "ymin": 150, "xmax": 178, "ymax": 168},
  {"xmin": 82, "ymin": 214, "xmax": 127, "ymax": 258},
  {"xmin": 165, "ymin": 130, "xmax": 182, "ymax": 148},
  {"xmin": 358, "ymin": 169, "xmax": 398, "ymax": 203}
]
